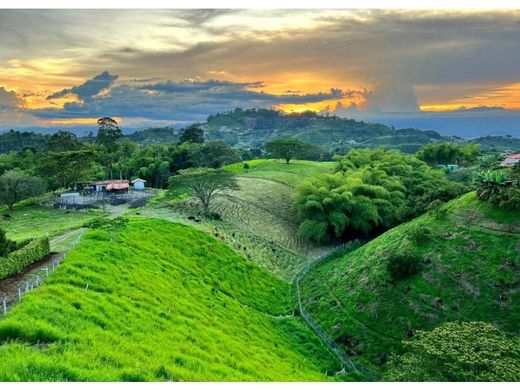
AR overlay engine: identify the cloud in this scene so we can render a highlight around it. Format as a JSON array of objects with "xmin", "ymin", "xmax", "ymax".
[
  {"xmin": 0, "ymin": 86, "xmax": 21, "ymax": 109},
  {"xmin": 47, "ymin": 71, "xmax": 118, "ymax": 101},
  {"xmin": 34, "ymin": 75, "xmax": 352, "ymax": 124}
]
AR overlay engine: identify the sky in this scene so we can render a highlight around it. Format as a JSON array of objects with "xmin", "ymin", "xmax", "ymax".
[{"xmin": 1, "ymin": 9, "xmax": 520, "ymax": 137}]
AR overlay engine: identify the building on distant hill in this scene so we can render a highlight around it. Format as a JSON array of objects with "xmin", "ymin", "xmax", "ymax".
[{"xmin": 500, "ymin": 153, "xmax": 520, "ymax": 167}]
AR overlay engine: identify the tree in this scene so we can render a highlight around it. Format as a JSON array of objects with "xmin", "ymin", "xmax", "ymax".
[
  {"xmin": 0, "ymin": 169, "xmax": 46, "ymax": 210},
  {"xmin": 179, "ymin": 125, "xmax": 204, "ymax": 144},
  {"xmin": 38, "ymin": 149, "xmax": 97, "ymax": 190},
  {"xmin": 384, "ymin": 322, "xmax": 520, "ymax": 381},
  {"xmin": 265, "ymin": 137, "xmax": 313, "ymax": 164},
  {"xmin": 189, "ymin": 140, "xmax": 242, "ymax": 168},
  {"xmin": 96, "ymin": 117, "xmax": 122, "ymax": 151},
  {"xmin": 46, "ymin": 130, "xmax": 80, "ymax": 152},
  {"xmin": 168, "ymin": 168, "xmax": 239, "ymax": 212}
]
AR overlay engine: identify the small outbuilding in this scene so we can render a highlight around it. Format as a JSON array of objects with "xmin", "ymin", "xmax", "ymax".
[
  {"xmin": 500, "ymin": 153, "xmax": 520, "ymax": 167},
  {"xmin": 131, "ymin": 178, "xmax": 146, "ymax": 190}
]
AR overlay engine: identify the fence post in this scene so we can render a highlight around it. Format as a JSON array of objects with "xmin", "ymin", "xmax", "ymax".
[
  {"xmin": 2, "ymin": 298, "xmax": 7, "ymax": 315},
  {"xmin": 18, "ymin": 287, "xmax": 22, "ymax": 301},
  {"xmin": 25, "ymin": 281, "xmax": 29, "ymax": 292}
]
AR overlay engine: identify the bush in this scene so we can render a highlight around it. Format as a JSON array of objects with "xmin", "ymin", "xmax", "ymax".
[
  {"xmin": 408, "ymin": 226, "xmax": 431, "ymax": 245},
  {"xmin": 0, "ymin": 237, "xmax": 50, "ymax": 279},
  {"xmin": 386, "ymin": 253, "xmax": 422, "ymax": 281},
  {"xmin": 83, "ymin": 216, "xmax": 128, "ymax": 230}
]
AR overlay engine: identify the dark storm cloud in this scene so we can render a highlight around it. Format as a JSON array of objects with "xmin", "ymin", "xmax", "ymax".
[
  {"xmin": 47, "ymin": 71, "xmax": 118, "ymax": 100},
  {"xmin": 34, "ymin": 76, "xmax": 351, "ymax": 122}
]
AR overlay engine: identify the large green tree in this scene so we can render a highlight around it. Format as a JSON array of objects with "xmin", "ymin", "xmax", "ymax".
[
  {"xmin": 168, "ymin": 168, "xmax": 239, "ymax": 212},
  {"xmin": 46, "ymin": 130, "xmax": 80, "ymax": 152},
  {"xmin": 384, "ymin": 322, "xmax": 520, "ymax": 381},
  {"xmin": 265, "ymin": 137, "xmax": 313, "ymax": 164},
  {"xmin": 96, "ymin": 117, "xmax": 122, "ymax": 151},
  {"xmin": 38, "ymin": 149, "xmax": 97, "ymax": 190},
  {"xmin": 179, "ymin": 125, "xmax": 205, "ymax": 144},
  {"xmin": 0, "ymin": 169, "xmax": 46, "ymax": 210}
]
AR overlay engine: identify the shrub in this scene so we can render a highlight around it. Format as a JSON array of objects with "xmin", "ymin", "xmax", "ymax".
[
  {"xmin": 83, "ymin": 216, "xmax": 128, "ymax": 230},
  {"xmin": 0, "ymin": 236, "xmax": 50, "ymax": 279},
  {"xmin": 408, "ymin": 226, "xmax": 431, "ymax": 245},
  {"xmin": 386, "ymin": 253, "xmax": 422, "ymax": 281},
  {"xmin": 384, "ymin": 322, "xmax": 520, "ymax": 381}
]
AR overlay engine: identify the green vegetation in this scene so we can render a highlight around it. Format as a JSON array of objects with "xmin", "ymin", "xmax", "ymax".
[
  {"xmin": 0, "ymin": 236, "xmax": 50, "ymax": 279},
  {"xmin": 1, "ymin": 206, "xmax": 105, "ymax": 242},
  {"xmin": 416, "ymin": 142, "xmax": 479, "ymax": 166},
  {"xmin": 384, "ymin": 322, "xmax": 520, "ymax": 381},
  {"xmin": 474, "ymin": 164, "xmax": 520, "ymax": 209},
  {"xmin": 169, "ymin": 168, "xmax": 240, "ymax": 212},
  {"xmin": 265, "ymin": 137, "xmax": 314, "ymax": 164},
  {"xmin": 299, "ymin": 192, "xmax": 520, "ymax": 373},
  {"xmin": 0, "ymin": 169, "xmax": 46, "ymax": 210},
  {"xmin": 0, "ymin": 218, "xmax": 338, "ymax": 381},
  {"xmin": 224, "ymin": 159, "xmax": 335, "ymax": 187},
  {"xmin": 294, "ymin": 148, "xmax": 463, "ymax": 243}
]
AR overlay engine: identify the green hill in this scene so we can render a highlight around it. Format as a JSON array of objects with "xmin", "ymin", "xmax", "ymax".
[
  {"xmin": 0, "ymin": 218, "xmax": 337, "ymax": 381},
  {"xmin": 204, "ymin": 108, "xmax": 443, "ymax": 152},
  {"xmin": 299, "ymin": 192, "xmax": 520, "ymax": 372}
]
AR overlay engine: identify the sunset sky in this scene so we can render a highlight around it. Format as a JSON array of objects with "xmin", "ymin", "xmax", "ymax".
[{"xmin": 1, "ymin": 9, "xmax": 520, "ymax": 135}]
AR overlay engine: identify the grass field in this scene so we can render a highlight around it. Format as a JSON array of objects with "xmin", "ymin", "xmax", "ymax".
[
  {"xmin": 0, "ymin": 207, "xmax": 106, "ymax": 242},
  {"xmin": 299, "ymin": 192, "xmax": 520, "ymax": 372},
  {"xmin": 0, "ymin": 218, "xmax": 338, "ymax": 381},
  {"xmin": 149, "ymin": 159, "xmax": 337, "ymax": 280},
  {"xmin": 225, "ymin": 159, "xmax": 336, "ymax": 187}
]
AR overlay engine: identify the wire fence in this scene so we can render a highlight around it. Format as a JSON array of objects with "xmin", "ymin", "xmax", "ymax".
[
  {"xmin": 295, "ymin": 241, "xmax": 378, "ymax": 380},
  {"xmin": 1, "ymin": 229, "xmax": 85, "ymax": 317}
]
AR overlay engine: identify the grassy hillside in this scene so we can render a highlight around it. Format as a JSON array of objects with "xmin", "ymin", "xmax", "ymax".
[
  {"xmin": 1, "ymin": 207, "xmax": 106, "ymax": 242},
  {"xmin": 141, "ymin": 159, "xmax": 336, "ymax": 281},
  {"xmin": 0, "ymin": 218, "xmax": 338, "ymax": 381},
  {"xmin": 300, "ymin": 192, "xmax": 520, "ymax": 371}
]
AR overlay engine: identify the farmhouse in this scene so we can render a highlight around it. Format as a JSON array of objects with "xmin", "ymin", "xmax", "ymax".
[
  {"xmin": 90, "ymin": 180, "xmax": 130, "ymax": 193},
  {"xmin": 500, "ymin": 153, "xmax": 520, "ymax": 167}
]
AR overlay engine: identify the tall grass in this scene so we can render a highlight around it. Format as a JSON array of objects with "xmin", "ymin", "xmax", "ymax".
[{"xmin": 0, "ymin": 217, "xmax": 338, "ymax": 381}]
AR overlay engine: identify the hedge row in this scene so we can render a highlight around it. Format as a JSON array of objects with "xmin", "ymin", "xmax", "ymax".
[{"xmin": 0, "ymin": 237, "xmax": 50, "ymax": 280}]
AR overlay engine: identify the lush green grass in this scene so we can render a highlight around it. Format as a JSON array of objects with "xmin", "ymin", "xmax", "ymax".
[
  {"xmin": 161, "ymin": 159, "xmax": 337, "ymax": 279},
  {"xmin": 0, "ymin": 218, "xmax": 338, "ymax": 381},
  {"xmin": 1, "ymin": 207, "xmax": 106, "ymax": 242},
  {"xmin": 300, "ymin": 193, "xmax": 520, "ymax": 372},
  {"xmin": 224, "ymin": 159, "xmax": 335, "ymax": 187}
]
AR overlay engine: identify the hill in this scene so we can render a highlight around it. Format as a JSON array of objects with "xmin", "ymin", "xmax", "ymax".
[
  {"xmin": 0, "ymin": 217, "xmax": 338, "ymax": 381},
  {"xmin": 299, "ymin": 192, "xmax": 520, "ymax": 372},
  {"xmin": 204, "ymin": 108, "xmax": 443, "ymax": 152},
  {"xmin": 140, "ymin": 160, "xmax": 336, "ymax": 281}
]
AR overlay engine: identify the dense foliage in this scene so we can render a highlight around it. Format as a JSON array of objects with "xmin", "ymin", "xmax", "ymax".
[
  {"xmin": 416, "ymin": 142, "xmax": 479, "ymax": 166},
  {"xmin": 0, "ymin": 169, "xmax": 46, "ymax": 209},
  {"xmin": 474, "ymin": 164, "xmax": 520, "ymax": 209},
  {"xmin": 384, "ymin": 322, "xmax": 520, "ymax": 381},
  {"xmin": 295, "ymin": 148, "xmax": 462, "ymax": 243},
  {"xmin": 0, "ymin": 236, "xmax": 50, "ymax": 279}
]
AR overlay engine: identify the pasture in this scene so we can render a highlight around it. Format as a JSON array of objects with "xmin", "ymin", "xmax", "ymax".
[
  {"xmin": 299, "ymin": 193, "xmax": 520, "ymax": 371},
  {"xmin": 0, "ymin": 218, "xmax": 338, "ymax": 381},
  {"xmin": 0, "ymin": 207, "xmax": 106, "ymax": 242}
]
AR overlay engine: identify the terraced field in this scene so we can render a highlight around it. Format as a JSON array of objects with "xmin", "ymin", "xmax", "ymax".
[
  {"xmin": 299, "ymin": 192, "xmax": 520, "ymax": 372},
  {"xmin": 0, "ymin": 218, "xmax": 339, "ymax": 381}
]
